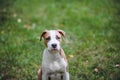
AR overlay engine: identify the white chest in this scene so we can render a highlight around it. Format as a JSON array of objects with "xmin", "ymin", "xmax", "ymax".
[
  {"xmin": 42, "ymin": 50, "xmax": 67, "ymax": 73},
  {"xmin": 49, "ymin": 59, "xmax": 66, "ymax": 72}
]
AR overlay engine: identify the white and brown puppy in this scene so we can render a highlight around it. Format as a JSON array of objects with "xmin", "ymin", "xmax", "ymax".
[{"xmin": 38, "ymin": 30, "xmax": 69, "ymax": 80}]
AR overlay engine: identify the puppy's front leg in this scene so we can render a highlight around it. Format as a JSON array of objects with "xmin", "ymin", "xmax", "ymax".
[
  {"xmin": 48, "ymin": 74, "xmax": 56, "ymax": 80},
  {"xmin": 42, "ymin": 73, "xmax": 47, "ymax": 80},
  {"xmin": 47, "ymin": 73, "xmax": 62, "ymax": 80},
  {"xmin": 56, "ymin": 73, "xmax": 64, "ymax": 80},
  {"xmin": 65, "ymin": 72, "xmax": 70, "ymax": 80}
]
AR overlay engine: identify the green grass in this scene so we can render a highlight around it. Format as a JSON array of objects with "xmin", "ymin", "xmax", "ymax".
[{"xmin": 0, "ymin": 0, "xmax": 120, "ymax": 80}]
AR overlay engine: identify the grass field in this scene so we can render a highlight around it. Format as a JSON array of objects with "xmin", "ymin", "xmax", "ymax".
[{"xmin": 0, "ymin": 0, "xmax": 120, "ymax": 80}]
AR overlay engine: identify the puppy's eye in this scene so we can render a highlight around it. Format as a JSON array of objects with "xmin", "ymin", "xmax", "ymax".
[
  {"xmin": 56, "ymin": 36, "xmax": 60, "ymax": 40},
  {"xmin": 45, "ymin": 37, "xmax": 50, "ymax": 40}
]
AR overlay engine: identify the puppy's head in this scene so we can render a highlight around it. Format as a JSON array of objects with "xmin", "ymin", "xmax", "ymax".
[{"xmin": 40, "ymin": 30, "xmax": 65, "ymax": 52}]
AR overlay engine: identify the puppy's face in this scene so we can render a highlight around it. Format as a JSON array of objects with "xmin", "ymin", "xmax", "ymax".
[{"xmin": 40, "ymin": 30, "xmax": 65, "ymax": 52}]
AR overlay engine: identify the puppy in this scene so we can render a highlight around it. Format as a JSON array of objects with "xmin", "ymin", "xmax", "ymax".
[{"xmin": 38, "ymin": 30, "xmax": 69, "ymax": 80}]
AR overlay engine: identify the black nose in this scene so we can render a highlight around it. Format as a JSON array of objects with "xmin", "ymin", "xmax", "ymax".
[{"xmin": 52, "ymin": 44, "xmax": 57, "ymax": 48}]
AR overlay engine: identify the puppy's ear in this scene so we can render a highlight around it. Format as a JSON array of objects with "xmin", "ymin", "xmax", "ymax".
[
  {"xmin": 40, "ymin": 30, "xmax": 48, "ymax": 41},
  {"xmin": 57, "ymin": 30, "xmax": 65, "ymax": 37}
]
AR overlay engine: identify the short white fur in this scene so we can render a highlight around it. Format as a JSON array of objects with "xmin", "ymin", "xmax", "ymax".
[{"xmin": 39, "ymin": 30, "xmax": 69, "ymax": 80}]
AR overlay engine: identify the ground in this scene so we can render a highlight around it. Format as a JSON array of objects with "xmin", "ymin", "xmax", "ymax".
[{"xmin": 0, "ymin": 0, "xmax": 120, "ymax": 80}]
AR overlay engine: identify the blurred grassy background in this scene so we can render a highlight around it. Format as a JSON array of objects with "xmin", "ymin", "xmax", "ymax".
[{"xmin": 0, "ymin": 0, "xmax": 120, "ymax": 80}]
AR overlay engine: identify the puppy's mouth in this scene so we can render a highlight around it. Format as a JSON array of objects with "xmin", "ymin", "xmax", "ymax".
[
  {"xmin": 51, "ymin": 48, "xmax": 58, "ymax": 51},
  {"xmin": 48, "ymin": 47, "xmax": 60, "ymax": 53}
]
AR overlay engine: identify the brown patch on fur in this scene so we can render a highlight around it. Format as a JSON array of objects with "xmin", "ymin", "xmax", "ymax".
[
  {"xmin": 40, "ymin": 30, "xmax": 50, "ymax": 47},
  {"xmin": 56, "ymin": 30, "xmax": 65, "ymax": 44},
  {"xmin": 38, "ymin": 68, "xmax": 42, "ymax": 80},
  {"xmin": 40, "ymin": 30, "xmax": 47, "ymax": 41},
  {"xmin": 43, "ymin": 32, "xmax": 50, "ymax": 47},
  {"xmin": 56, "ymin": 31, "xmax": 62, "ymax": 42},
  {"xmin": 60, "ymin": 48, "xmax": 69, "ymax": 72},
  {"xmin": 57, "ymin": 30, "xmax": 65, "ymax": 37}
]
